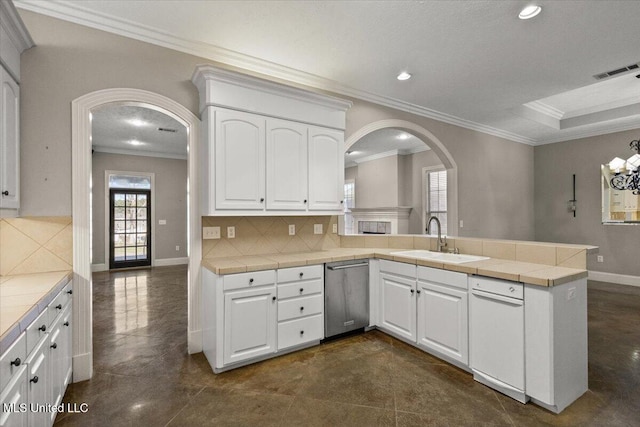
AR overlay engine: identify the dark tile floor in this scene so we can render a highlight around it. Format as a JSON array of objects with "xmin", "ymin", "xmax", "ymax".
[{"xmin": 54, "ymin": 268, "xmax": 640, "ymax": 426}]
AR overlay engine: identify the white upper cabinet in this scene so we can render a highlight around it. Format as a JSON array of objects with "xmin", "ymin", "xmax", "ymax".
[
  {"xmin": 192, "ymin": 65, "xmax": 351, "ymax": 216},
  {"xmin": 266, "ymin": 119, "xmax": 308, "ymax": 210},
  {"xmin": 308, "ymin": 127, "xmax": 344, "ymax": 211},
  {"xmin": 215, "ymin": 109, "xmax": 266, "ymax": 210},
  {"xmin": 0, "ymin": 66, "xmax": 19, "ymax": 209}
]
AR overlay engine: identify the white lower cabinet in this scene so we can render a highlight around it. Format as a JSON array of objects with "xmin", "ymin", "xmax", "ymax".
[
  {"xmin": 0, "ymin": 365, "xmax": 28, "ymax": 427},
  {"xmin": 379, "ymin": 271, "xmax": 416, "ymax": 341},
  {"xmin": 416, "ymin": 266, "xmax": 468, "ymax": 365}
]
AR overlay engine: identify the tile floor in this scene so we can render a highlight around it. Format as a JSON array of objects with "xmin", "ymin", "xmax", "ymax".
[{"xmin": 53, "ymin": 267, "xmax": 640, "ymax": 426}]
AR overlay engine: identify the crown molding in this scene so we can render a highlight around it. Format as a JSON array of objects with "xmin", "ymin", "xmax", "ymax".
[
  {"xmin": 534, "ymin": 121, "xmax": 640, "ymax": 146},
  {"xmin": 1, "ymin": 0, "xmax": 34, "ymax": 52},
  {"xmin": 524, "ymin": 101, "xmax": 565, "ymax": 120}
]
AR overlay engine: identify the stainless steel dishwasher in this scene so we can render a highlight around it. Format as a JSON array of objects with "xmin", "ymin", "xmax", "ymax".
[{"xmin": 324, "ymin": 259, "xmax": 369, "ymax": 339}]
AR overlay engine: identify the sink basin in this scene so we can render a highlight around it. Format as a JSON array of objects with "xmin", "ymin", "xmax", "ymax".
[{"xmin": 391, "ymin": 250, "xmax": 489, "ymax": 264}]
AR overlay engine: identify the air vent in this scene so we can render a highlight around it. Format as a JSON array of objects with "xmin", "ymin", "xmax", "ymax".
[
  {"xmin": 594, "ymin": 62, "xmax": 640, "ymax": 80},
  {"xmin": 158, "ymin": 127, "xmax": 177, "ymax": 133}
]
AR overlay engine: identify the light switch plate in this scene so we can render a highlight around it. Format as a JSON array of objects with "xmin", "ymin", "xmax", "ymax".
[
  {"xmin": 597, "ymin": 255, "xmax": 604, "ymax": 263},
  {"xmin": 288, "ymin": 224, "xmax": 295, "ymax": 235},
  {"xmin": 227, "ymin": 226, "xmax": 236, "ymax": 239},
  {"xmin": 332, "ymin": 223, "xmax": 338, "ymax": 233},
  {"xmin": 459, "ymin": 220, "xmax": 463, "ymax": 228},
  {"xmin": 314, "ymin": 224, "xmax": 323, "ymax": 234},
  {"xmin": 159, "ymin": 219, "xmax": 167, "ymax": 225},
  {"xmin": 203, "ymin": 226, "xmax": 220, "ymax": 239}
]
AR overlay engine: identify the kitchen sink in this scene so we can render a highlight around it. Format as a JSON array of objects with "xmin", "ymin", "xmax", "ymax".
[{"xmin": 390, "ymin": 250, "xmax": 489, "ymax": 264}]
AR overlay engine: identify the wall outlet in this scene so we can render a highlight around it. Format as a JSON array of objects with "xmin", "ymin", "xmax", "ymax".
[
  {"xmin": 597, "ymin": 255, "xmax": 604, "ymax": 263},
  {"xmin": 227, "ymin": 226, "xmax": 235, "ymax": 239},
  {"xmin": 459, "ymin": 220, "xmax": 463, "ymax": 228},
  {"xmin": 314, "ymin": 224, "xmax": 323, "ymax": 234},
  {"xmin": 176, "ymin": 245, "xmax": 180, "ymax": 251},
  {"xmin": 159, "ymin": 219, "xmax": 167, "ymax": 225},
  {"xmin": 332, "ymin": 223, "xmax": 338, "ymax": 233},
  {"xmin": 288, "ymin": 224, "xmax": 295, "ymax": 236},
  {"xmin": 567, "ymin": 287, "xmax": 576, "ymax": 301},
  {"xmin": 203, "ymin": 226, "xmax": 220, "ymax": 239}
]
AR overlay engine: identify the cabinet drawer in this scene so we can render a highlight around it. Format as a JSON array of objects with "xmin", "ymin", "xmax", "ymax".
[
  {"xmin": 0, "ymin": 332, "xmax": 26, "ymax": 391},
  {"xmin": 380, "ymin": 260, "xmax": 416, "ymax": 278},
  {"xmin": 278, "ymin": 314, "xmax": 323, "ymax": 350},
  {"xmin": 277, "ymin": 278, "xmax": 323, "ymax": 300},
  {"xmin": 49, "ymin": 281, "xmax": 73, "ymax": 326},
  {"xmin": 278, "ymin": 294, "xmax": 323, "ymax": 321},
  {"xmin": 417, "ymin": 266, "xmax": 467, "ymax": 290},
  {"xmin": 223, "ymin": 270, "xmax": 276, "ymax": 291},
  {"xmin": 25, "ymin": 308, "xmax": 49, "ymax": 355},
  {"xmin": 277, "ymin": 265, "xmax": 323, "ymax": 284}
]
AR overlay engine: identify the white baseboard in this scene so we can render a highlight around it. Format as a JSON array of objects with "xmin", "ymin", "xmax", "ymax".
[
  {"xmin": 72, "ymin": 351, "xmax": 92, "ymax": 382},
  {"xmin": 91, "ymin": 263, "xmax": 107, "ymax": 272},
  {"xmin": 188, "ymin": 329, "xmax": 202, "ymax": 354},
  {"xmin": 589, "ymin": 270, "xmax": 640, "ymax": 287},
  {"xmin": 155, "ymin": 257, "xmax": 189, "ymax": 267}
]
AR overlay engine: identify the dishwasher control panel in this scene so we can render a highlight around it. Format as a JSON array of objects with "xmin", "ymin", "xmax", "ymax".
[{"xmin": 469, "ymin": 276, "xmax": 524, "ymax": 299}]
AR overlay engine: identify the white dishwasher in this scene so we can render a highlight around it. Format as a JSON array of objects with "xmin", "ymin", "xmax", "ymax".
[{"xmin": 469, "ymin": 276, "xmax": 528, "ymax": 403}]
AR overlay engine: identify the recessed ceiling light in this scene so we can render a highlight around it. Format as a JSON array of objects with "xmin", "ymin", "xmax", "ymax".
[
  {"xmin": 397, "ymin": 72, "xmax": 412, "ymax": 81},
  {"xmin": 128, "ymin": 139, "xmax": 144, "ymax": 146},
  {"xmin": 127, "ymin": 118, "xmax": 147, "ymax": 127},
  {"xmin": 397, "ymin": 133, "xmax": 410, "ymax": 140},
  {"xmin": 519, "ymin": 5, "xmax": 541, "ymax": 20}
]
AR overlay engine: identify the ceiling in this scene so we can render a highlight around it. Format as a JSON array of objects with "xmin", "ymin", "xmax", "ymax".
[
  {"xmin": 17, "ymin": 0, "xmax": 640, "ymax": 146},
  {"xmin": 92, "ymin": 105, "xmax": 187, "ymax": 159},
  {"xmin": 345, "ymin": 128, "xmax": 429, "ymax": 167}
]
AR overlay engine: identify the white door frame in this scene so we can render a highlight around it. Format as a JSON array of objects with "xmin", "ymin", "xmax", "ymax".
[
  {"xmin": 104, "ymin": 170, "xmax": 156, "ymax": 269},
  {"xmin": 72, "ymin": 88, "xmax": 201, "ymax": 382}
]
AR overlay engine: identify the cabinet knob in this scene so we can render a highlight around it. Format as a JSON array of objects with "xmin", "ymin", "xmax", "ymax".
[
  {"xmin": 51, "ymin": 343, "xmax": 57, "ymax": 349},
  {"xmin": 300, "ymin": 330, "xmax": 304, "ymax": 335},
  {"xmin": 299, "ymin": 272, "xmax": 304, "ymax": 278},
  {"xmin": 249, "ymin": 278, "xmax": 254, "ymax": 284},
  {"xmin": 300, "ymin": 306, "xmax": 304, "ymax": 311},
  {"xmin": 1, "ymin": 191, "xmax": 8, "ymax": 196},
  {"xmin": 340, "ymin": 200, "xmax": 344, "ymax": 204},
  {"xmin": 30, "ymin": 376, "xmax": 39, "ymax": 384},
  {"xmin": 64, "ymin": 321, "xmax": 70, "ymax": 327},
  {"xmin": 416, "ymin": 289, "xmax": 421, "ymax": 294},
  {"xmin": 67, "ymin": 289, "xmax": 73, "ymax": 295},
  {"xmin": 272, "ymin": 296, "xmax": 276, "ymax": 301},
  {"xmin": 260, "ymin": 198, "xmax": 264, "ymax": 203},
  {"xmin": 410, "ymin": 289, "xmax": 415, "ymax": 294},
  {"xmin": 509, "ymin": 287, "xmax": 515, "ymax": 293},
  {"xmin": 303, "ymin": 199, "xmax": 307, "ymax": 204},
  {"xmin": 10, "ymin": 358, "xmax": 21, "ymax": 367},
  {"xmin": 39, "ymin": 325, "xmax": 47, "ymax": 332},
  {"xmin": 55, "ymin": 304, "xmax": 62, "ymax": 310},
  {"xmin": 299, "ymin": 288, "xmax": 304, "ymax": 293}
]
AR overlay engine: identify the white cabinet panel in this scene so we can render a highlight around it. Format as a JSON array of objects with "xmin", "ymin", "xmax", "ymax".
[
  {"xmin": 25, "ymin": 336, "xmax": 50, "ymax": 427},
  {"xmin": 266, "ymin": 119, "xmax": 308, "ymax": 210},
  {"xmin": 417, "ymin": 281, "xmax": 468, "ymax": 365},
  {"xmin": 308, "ymin": 127, "xmax": 344, "ymax": 211},
  {"xmin": 223, "ymin": 286, "xmax": 277, "ymax": 365},
  {"xmin": 379, "ymin": 273, "xmax": 416, "ymax": 341},
  {"xmin": 0, "ymin": 365, "xmax": 28, "ymax": 427},
  {"xmin": 0, "ymin": 66, "xmax": 20, "ymax": 210},
  {"xmin": 215, "ymin": 109, "xmax": 266, "ymax": 210}
]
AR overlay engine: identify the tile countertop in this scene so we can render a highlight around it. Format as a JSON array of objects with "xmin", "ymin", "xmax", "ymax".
[
  {"xmin": 0, "ymin": 271, "xmax": 72, "ymax": 354},
  {"xmin": 201, "ymin": 248, "xmax": 588, "ymax": 287}
]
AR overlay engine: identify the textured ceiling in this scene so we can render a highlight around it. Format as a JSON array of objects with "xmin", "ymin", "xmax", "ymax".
[
  {"xmin": 345, "ymin": 128, "xmax": 428, "ymax": 167},
  {"xmin": 17, "ymin": 0, "xmax": 640, "ymax": 145}
]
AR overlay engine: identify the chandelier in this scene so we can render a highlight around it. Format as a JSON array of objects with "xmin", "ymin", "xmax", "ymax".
[{"xmin": 609, "ymin": 139, "xmax": 640, "ymax": 195}]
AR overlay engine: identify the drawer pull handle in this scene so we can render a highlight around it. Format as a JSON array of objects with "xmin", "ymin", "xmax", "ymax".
[
  {"xmin": 249, "ymin": 278, "xmax": 254, "ymax": 284},
  {"xmin": 10, "ymin": 358, "xmax": 21, "ymax": 367},
  {"xmin": 55, "ymin": 304, "xmax": 62, "ymax": 310},
  {"xmin": 416, "ymin": 289, "xmax": 421, "ymax": 294},
  {"xmin": 299, "ymin": 288, "xmax": 304, "ymax": 293},
  {"xmin": 64, "ymin": 321, "xmax": 70, "ymax": 327},
  {"xmin": 299, "ymin": 272, "xmax": 304, "ymax": 278},
  {"xmin": 303, "ymin": 199, "xmax": 307, "ymax": 204},
  {"xmin": 30, "ymin": 376, "xmax": 39, "ymax": 384},
  {"xmin": 67, "ymin": 289, "xmax": 73, "ymax": 295},
  {"xmin": 300, "ymin": 330, "xmax": 304, "ymax": 335},
  {"xmin": 272, "ymin": 296, "xmax": 276, "ymax": 301},
  {"xmin": 410, "ymin": 289, "xmax": 415, "ymax": 295},
  {"xmin": 39, "ymin": 325, "xmax": 47, "ymax": 332},
  {"xmin": 50, "ymin": 343, "xmax": 57, "ymax": 349},
  {"xmin": 260, "ymin": 198, "xmax": 264, "ymax": 203},
  {"xmin": 300, "ymin": 306, "xmax": 304, "ymax": 311}
]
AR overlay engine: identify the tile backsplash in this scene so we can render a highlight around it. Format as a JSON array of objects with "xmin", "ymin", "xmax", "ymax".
[
  {"xmin": 0, "ymin": 217, "xmax": 73, "ymax": 276},
  {"xmin": 202, "ymin": 216, "xmax": 340, "ymax": 259}
]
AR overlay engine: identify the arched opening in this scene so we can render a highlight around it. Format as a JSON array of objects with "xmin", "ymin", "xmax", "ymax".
[
  {"xmin": 343, "ymin": 119, "xmax": 458, "ymax": 237},
  {"xmin": 71, "ymin": 89, "xmax": 201, "ymax": 381}
]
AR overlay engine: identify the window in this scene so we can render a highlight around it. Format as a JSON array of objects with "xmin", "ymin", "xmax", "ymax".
[
  {"xmin": 426, "ymin": 170, "xmax": 447, "ymax": 235},
  {"xmin": 344, "ymin": 180, "xmax": 356, "ymax": 234}
]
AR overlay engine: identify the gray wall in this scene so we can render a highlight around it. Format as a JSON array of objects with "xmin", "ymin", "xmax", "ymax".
[
  {"xmin": 534, "ymin": 128, "xmax": 640, "ymax": 276},
  {"xmin": 91, "ymin": 153, "xmax": 187, "ymax": 264},
  {"xmin": 19, "ymin": 10, "xmax": 535, "ymax": 242},
  {"xmin": 353, "ymin": 155, "xmax": 399, "ymax": 208}
]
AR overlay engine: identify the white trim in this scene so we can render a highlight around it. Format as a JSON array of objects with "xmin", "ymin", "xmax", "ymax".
[
  {"xmin": 103, "ymin": 169, "xmax": 156, "ymax": 269},
  {"xmin": 353, "ymin": 149, "xmax": 400, "ymax": 164},
  {"xmin": 72, "ymin": 88, "xmax": 201, "ymax": 381},
  {"xmin": 155, "ymin": 257, "xmax": 189, "ymax": 267},
  {"xmin": 588, "ymin": 270, "xmax": 640, "ymax": 287},
  {"xmin": 15, "ymin": 0, "xmax": 535, "ymax": 146},
  {"xmin": 524, "ymin": 101, "xmax": 565, "ymax": 120},
  {"xmin": 93, "ymin": 145, "xmax": 187, "ymax": 160},
  {"xmin": 91, "ymin": 263, "xmax": 107, "ymax": 272}
]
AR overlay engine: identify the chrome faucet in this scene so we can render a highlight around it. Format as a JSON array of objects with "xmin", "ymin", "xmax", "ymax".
[{"xmin": 426, "ymin": 216, "xmax": 447, "ymax": 252}]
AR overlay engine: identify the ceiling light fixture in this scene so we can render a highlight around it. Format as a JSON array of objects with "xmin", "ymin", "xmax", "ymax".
[
  {"xmin": 609, "ymin": 139, "xmax": 640, "ymax": 194},
  {"xmin": 397, "ymin": 133, "xmax": 410, "ymax": 140},
  {"xmin": 397, "ymin": 72, "xmax": 412, "ymax": 81},
  {"xmin": 518, "ymin": 5, "xmax": 542, "ymax": 20},
  {"xmin": 127, "ymin": 118, "xmax": 147, "ymax": 127},
  {"xmin": 128, "ymin": 139, "xmax": 144, "ymax": 146}
]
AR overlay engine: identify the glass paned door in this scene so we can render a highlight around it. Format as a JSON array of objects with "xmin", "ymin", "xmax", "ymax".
[{"xmin": 110, "ymin": 189, "xmax": 151, "ymax": 269}]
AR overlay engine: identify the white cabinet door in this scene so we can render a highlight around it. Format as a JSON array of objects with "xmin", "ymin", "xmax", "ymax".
[
  {"xmin": 266, "ymin": 119, "xmax": 308, "ymax": 210},
  {"xmin": 48, "ymin": 324, "xmax": 64, "ymax": 410},
  {"xmin": 223, "ymin": 286, "xmax": 277, "ymax": 365},
  {"xmin": 308, "ymin": 126, "xmax": 344, "ymax": 211},
  {"xmin": 417, "ymin": 281, "xmax": 468, "ymax": 365},
  {"xmin": 379, "ymin": 273, "xmax": 416, "ymax": 341},
  {"xmin": 59, "ymin": 307, "xmax": 73, "ymax": 394},
  {"xmin": 25, "ymin": 336, "xmax": 50, "ymax": 427},
  {"xmin": 0, "ymin": 365, "xmax": 28, "ymax": 427},
  {"xmin": 0, "ymin": 65, "xmax": 20, "ymax": 210},
  {"xmin": 215, "ymin": 109, "xmax": 266, "ymax": 210}
]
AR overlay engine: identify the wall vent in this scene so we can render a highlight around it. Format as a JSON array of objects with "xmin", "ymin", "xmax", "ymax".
[{"xmin": 594, "ymin": 62, "xmax": 640, "ymax": 80}]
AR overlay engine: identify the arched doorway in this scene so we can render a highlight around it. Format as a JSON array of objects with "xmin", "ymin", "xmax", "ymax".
[
  {"xmin": 71, "ymin": 89, "xmax": 201, "ymax": 381},
  {"xmin": 344, "ymin": 119, "xmax": 459, "ymax": 237}
]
